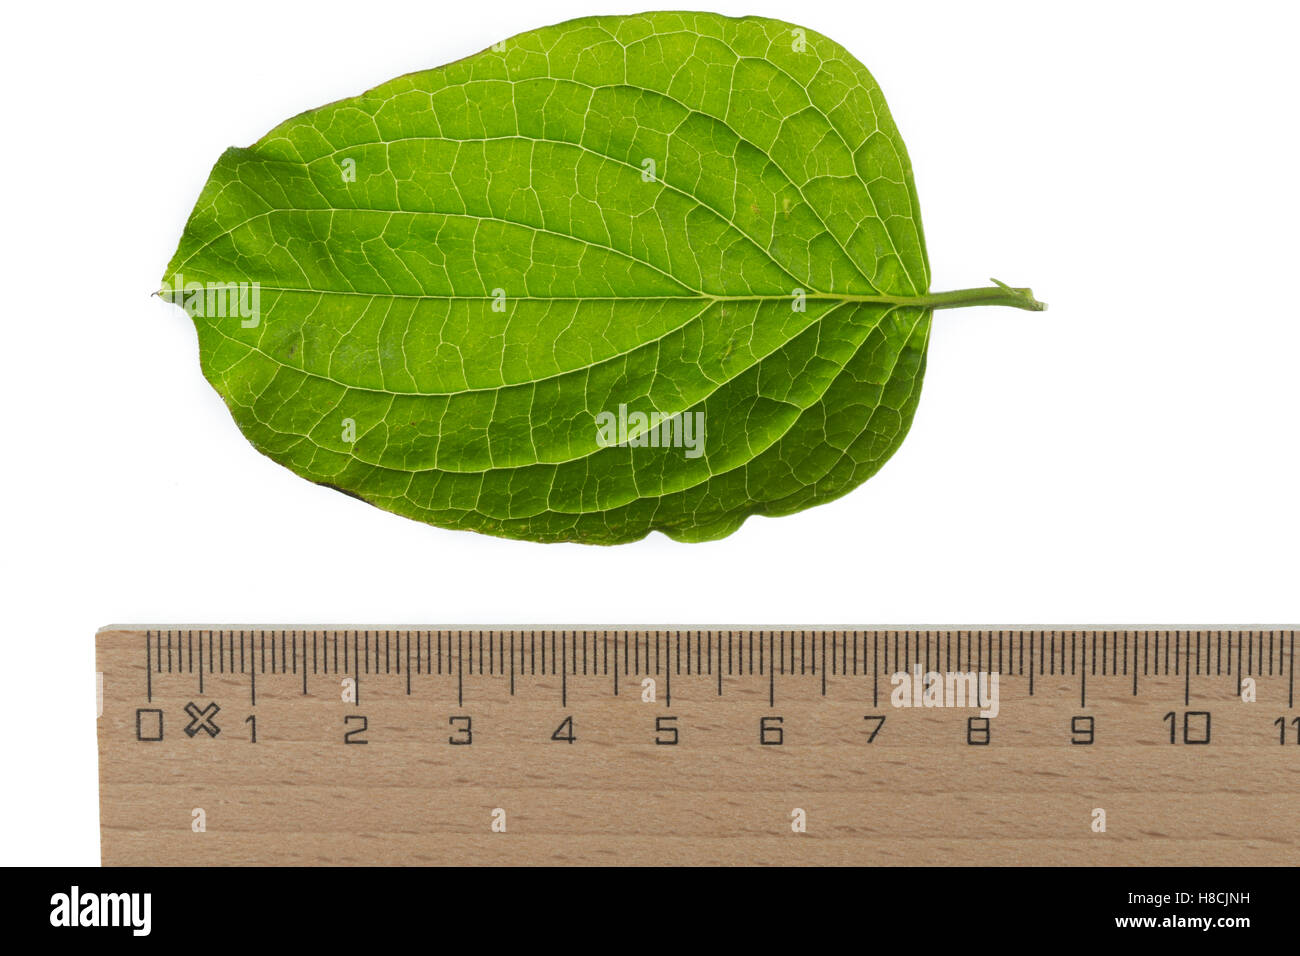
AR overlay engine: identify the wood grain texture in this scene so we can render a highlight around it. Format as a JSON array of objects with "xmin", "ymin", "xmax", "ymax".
[{"xmin": 97, "ymin": 628, "xmax": 1298, "ymax": 865}]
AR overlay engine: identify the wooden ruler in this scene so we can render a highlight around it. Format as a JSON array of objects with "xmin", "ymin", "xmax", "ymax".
[{"xmin": 97, "ymin": 627, "xmax": 1298, "ymax": 865}]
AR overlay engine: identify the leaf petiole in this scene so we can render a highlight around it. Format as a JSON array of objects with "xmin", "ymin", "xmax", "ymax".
[
  {"xmin": 710, "ymin": 281, "xmax": 1046, "ymax": 312},
  {"xmin": 797, "ymin": 280, "xmax": 1045, "ymax": 312}
]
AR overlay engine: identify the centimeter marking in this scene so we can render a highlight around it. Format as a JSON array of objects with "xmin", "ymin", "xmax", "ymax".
[{"xmin": 137, "ymin": 629, "xmax": 1297, "ymax": 708}]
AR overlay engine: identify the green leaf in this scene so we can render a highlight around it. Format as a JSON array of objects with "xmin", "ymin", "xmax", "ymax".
[{"xmin": 161, "ymin": 11, "xmax": 1042, "ymax": 544}]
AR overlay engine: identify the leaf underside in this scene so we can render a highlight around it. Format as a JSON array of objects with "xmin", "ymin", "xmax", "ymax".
[{"xmin": 162, "ymin": 12, "xmax": 932, "ymax": 544}]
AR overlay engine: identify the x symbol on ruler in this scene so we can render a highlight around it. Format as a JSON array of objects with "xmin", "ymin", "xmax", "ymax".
[{"xmin": 183, "ymin": 701, "xmax": 221, "ymax": 738}]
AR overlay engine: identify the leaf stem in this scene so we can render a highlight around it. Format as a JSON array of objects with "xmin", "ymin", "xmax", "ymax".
[
  {"xmin": 806, "ymin": 279, "xmax": 1045, "ymax": 312},
  {"xmin": 910, "ymin": 279, "xmax": 1046, "ymax": 312}
]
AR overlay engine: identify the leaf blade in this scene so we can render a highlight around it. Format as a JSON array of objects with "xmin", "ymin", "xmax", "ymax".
[{"xmin": 163, "ymin": 12, "xmax": 936, "ymax": 543}]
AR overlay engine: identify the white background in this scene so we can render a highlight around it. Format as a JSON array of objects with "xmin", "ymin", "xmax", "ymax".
[{"xmin": 2, "ymin": 1, "xmax": 1297, "ymax": 865}]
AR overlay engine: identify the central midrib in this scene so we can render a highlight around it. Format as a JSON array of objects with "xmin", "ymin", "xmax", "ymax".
[{"xmin": 243, "ymin": 285, "xmax": 1040, "ymax": 311}]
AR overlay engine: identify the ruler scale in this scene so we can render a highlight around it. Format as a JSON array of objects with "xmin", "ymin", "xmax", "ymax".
[{"xmin": 97, "ymin": 627, "xmax": 1298, "ymax": 866}]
